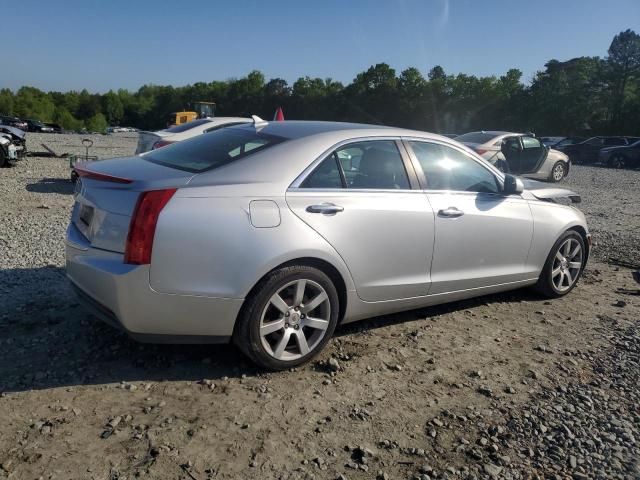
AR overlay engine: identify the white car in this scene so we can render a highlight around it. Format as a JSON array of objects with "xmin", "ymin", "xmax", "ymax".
[
  {"xmin": 454, "ymin": 131, "xmax": 571, "ymax": 182},
  {"xmin": 135, "ymin": 117, "xmax": 251, "ymax": 154}
]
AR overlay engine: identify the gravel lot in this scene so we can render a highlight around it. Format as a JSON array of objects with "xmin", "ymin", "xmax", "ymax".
[{"xmin": 0, "ymin": 133, "xmax": 639, "ymax": 480}]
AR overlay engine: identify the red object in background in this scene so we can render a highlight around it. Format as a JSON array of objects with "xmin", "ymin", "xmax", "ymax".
[{"xmin": 273, "ymin": 107, "xmax": 285, "ymax": 121}]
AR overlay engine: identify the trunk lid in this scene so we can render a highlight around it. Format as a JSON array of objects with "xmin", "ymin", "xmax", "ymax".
[
  {"xmin": 72, "ymin": 156, "xmax": 194, "ymax": 253},
  {"xmin": 135, "ymin": 131, "xmax": 170, "ymax": 154}
]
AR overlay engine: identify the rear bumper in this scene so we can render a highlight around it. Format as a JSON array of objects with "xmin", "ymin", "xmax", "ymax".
[{"xmin": 65, "ymin": 223, "xmax": 242, "ymax": 343}]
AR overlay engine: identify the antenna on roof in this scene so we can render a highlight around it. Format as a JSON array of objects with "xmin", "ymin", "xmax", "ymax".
[{"xmin": 252, "ymin": 115, "xmax": 268, "ymax": 127}]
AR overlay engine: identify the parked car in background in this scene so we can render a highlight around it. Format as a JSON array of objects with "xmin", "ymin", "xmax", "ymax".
[
  {"xmin": 598, "ymin": 139, "xmax": 640, "ymax": 168},
  {"xmin": 540, "ymin": 136, "xmax": 585, "ymax": 148},
  {"xmin": 25, "ymin": 119, "xmax": 55, "ymax": 133},
  {"xmin": 68, "ymin": 120, "xmax": 590, "ymax": 370},
  {"xmin": 44, "ymin": 123, "xmax": 64, "ymax": 133},
  {"xmin": 135, "ymin": 117, "xmax": 251, "ymax": 154},
  {"xmin": 0, "ymin": 125, "xmax": 27, "ymax": 167},
  {"xmin": 555, "ymin": 136, "xmax": 638, "ymax": 164},
  {"xmin": 454, "ymin": 131, "xmax": 570, "ymax": 182},
  {"xmin": 0, "ymin": 115, "xmax": 28, "ymax": 131}
]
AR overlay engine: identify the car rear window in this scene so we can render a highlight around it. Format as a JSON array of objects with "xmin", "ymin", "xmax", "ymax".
[
  {"xmin": 454, "ymin": 132, "xmax": 498, "ymax": 144},
  {"xmin": 143, "ymin": 127, "xmax": 286, "ymax": 173},
  {"xmin": 164, "ymin": 119, "xmax": 213, "ymax": 133}
]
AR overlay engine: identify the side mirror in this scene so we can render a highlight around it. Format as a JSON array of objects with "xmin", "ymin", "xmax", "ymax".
[{"xmin": 503, "ymin": 174, "xmax": 524, "ymax": 195}]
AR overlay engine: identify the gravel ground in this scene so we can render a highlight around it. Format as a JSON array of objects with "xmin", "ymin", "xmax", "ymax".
[{"xmin": 0, "ymin": 133, "xmax": 639, "ymax": 480}]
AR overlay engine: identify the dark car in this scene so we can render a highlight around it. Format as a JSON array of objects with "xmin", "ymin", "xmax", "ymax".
[
  {"xmin": 44, "ymin": 122, "xmax": 64, "ymax": 133},
  {"xmin": 598, "ymin": 139, "xmax": 640, "ymax": 169},
  {"xmin": 0, "ymin": 115, "xmax": 28, "ymax": 131},
  {"xmin": 540, "ymin": 136, "xmax": 586, "ymax": 148},
  {"xmin": 25, "ymin": 119, "xmax": 55, "ymax": 133},
  {"xmin": 556, "ymin": 136, "xmax": 634, "ymax": 164}
]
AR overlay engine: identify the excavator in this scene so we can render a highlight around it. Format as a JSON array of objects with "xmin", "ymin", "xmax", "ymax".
[{"xmin": 167, "ymin": 101, "xmax": 216, "ymax": 127}]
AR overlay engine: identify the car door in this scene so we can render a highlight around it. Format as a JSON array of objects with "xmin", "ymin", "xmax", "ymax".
[
  {"xmin": 517, "ymin": 136, "xmax": 547, "ymax": 173},
  {"xmin": 286, "ymin": 139, "xmax": 435, "ymax": 302},
  {"xmin": 405, "ymin": 139, "xmax": 535, "ymax": 294},
  {"xmin": 500, "ymin": 136, "xmax": 523, "ymax": 173}
]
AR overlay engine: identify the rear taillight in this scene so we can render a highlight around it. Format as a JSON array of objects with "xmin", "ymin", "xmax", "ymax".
[
  {"xmin": 474, "ymin": 148, "xmax": 487, "ymax": 155},
  {"xmin": 74, "ymin": 165, "xmax": 133, "ymax": 184},
  {"xmin": 152, "ymin": 140, "xmax": 175, "ymax": 150},
  {"xmin": 124, "ymin": 189, "xmax": 177, "ymax": 265}
]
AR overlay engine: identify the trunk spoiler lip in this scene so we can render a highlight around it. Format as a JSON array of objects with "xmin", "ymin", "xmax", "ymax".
[{"xmin": 74, "ymin": 163, "xmax": 134, "ymax": 184}]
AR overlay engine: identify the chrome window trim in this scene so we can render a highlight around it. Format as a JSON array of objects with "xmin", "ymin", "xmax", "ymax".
[{"xmin": 288, "ymin": 136, "xmax": 418, "ymax": 191}]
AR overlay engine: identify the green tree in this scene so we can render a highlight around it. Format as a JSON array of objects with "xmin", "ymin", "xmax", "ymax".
[
  {"xmin": 103, "ymin": 90, "xmax": 124, "ymax": 125},
  {"xmin": 85, "ymin": 112, "xmax": 108, "ymax": 132},
  {"xmin": 606, "ymin": 29, "xmax": 640, "ymax": 129}
]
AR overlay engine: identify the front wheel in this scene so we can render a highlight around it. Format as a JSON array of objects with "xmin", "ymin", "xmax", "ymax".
[
  {"xmin": 549, "ymin": 161, "xmax": 566, "ymax": 182},
  {"xmin": 234, "ymin": 266, "xmax": 339, "ymax": 370},
  {"xmin": 535, "ymin": 231, "xmax": 585, "ymax": 298},
  {"xmin": 608, "ymin": 154, "xmax": 625, "ymax": 169}
]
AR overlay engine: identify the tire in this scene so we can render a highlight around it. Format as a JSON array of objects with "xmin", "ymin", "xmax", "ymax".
[
  {"xmin": 549, "ymin": 161, "xmax": 566, "ymax": 182},
  {"xmin": 234, "ymin": 265, "xmax": 339, "ymax": 370},
  {"xmin": 0, "ymin": 151, "xmax": 6, "ymax": 168},
  {"xmin": 608, "ymin": 154, "xmax": 626, "ymax": 169},
  {"xmin": 534, "ymin": 230, "xmax": 585, "ymax": 298}
]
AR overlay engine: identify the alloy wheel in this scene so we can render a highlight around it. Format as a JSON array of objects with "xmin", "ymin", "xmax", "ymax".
[
  {"xmin": 552, "ymin": 163, "xmax": 565, "ymax": 181},
  {"xmin": 259, "ymin": 279, "xmax": 331, "ymax": 361},
  {"xmin": 551, "ymin": 238, "xmax": 583, "ymax": 292}
]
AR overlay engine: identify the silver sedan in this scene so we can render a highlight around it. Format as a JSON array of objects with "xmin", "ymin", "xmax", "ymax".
[{"xmin": 66, "ymin": 120, "xmax": 590, "ymax": 370}]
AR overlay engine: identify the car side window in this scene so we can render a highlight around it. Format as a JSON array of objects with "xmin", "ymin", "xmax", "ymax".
[
  {"xmin": 605, "ymin": 138, "xmax": 626, "ymax": 146},
  {"xmin": 301, "ymin": 140, "xmax": 410, "ymax": 190},
  {"xmin": 522, "ymin": 136, "xmax": 542, "ymax": 149},
  {"xmin": 409, "ymin": 141, "xmax": 500, "ymax": 194},
  {"xmin": 585, "ymin": 137, "xmax": 604, "ymax": 146},
  {"xmin": 301, "ymin": 153, "xmax": 343, "ymax": 188}
]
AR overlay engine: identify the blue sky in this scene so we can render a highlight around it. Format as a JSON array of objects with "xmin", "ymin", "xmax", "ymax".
[{"xmin": 4, "ymin": 0, "xmax": 638, "ymax": 92}]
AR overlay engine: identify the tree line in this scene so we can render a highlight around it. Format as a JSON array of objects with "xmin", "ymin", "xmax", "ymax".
[{"xmin": 0, "ymin": 29, "xmax": 638, "ymax": 136}]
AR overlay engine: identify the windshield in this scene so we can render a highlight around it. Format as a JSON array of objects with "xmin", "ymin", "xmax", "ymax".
[
  {"xmin": 454, "ymin": 132, "xmax": 498, "ymax": 144},
  {"xmin": 143, "ymin": 127, "xmax": 286, "ymax": 173}
]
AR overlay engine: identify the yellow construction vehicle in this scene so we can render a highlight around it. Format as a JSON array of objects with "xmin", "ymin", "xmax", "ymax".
[{"xmin": 167, "ymin": 101, "xmax": 216, "ymax": 127}]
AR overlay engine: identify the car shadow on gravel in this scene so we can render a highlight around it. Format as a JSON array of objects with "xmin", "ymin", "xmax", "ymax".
[
  {"xmin": 25, "ymin": 177, "xmax": 74, "ymax": 195},
  {"xmin": 0, "ymin": 265, "xmax": 541, "ymax": 394}
]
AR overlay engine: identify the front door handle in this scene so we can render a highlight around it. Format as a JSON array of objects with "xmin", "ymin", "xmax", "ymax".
[
  {"xmin": 438, "ymin": 207, "xmax": 464, "ymax": 218},
  {"xmin": 306, "ymin": 203, "xmax": 344, "ymax": 214}
]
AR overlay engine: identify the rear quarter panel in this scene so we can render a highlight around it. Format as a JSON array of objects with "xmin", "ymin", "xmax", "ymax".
[{"xmin": 149, "ymin": 192, "xmax": 356, "ymax": 299}]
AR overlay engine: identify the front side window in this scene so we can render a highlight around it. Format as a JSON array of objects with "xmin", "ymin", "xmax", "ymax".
[
  {"xmin": 522, "ymin": 136, "xmax": 542, "ymax": 149},
  {"xmin": 585, "ymin": 137, "xmax": 604, "ymax": 146},
  {"xmin": 301, "ymin": 140, "xmax": 410, "ymax": 190},
  {"xmin": 409, "ymin": 141, "xmax": 500, "ymax": 194}
]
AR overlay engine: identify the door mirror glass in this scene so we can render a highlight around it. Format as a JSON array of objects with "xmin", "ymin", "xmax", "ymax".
[{"xmin": 503, "ymin": 174, "xmax": 523, "ymax": 195}]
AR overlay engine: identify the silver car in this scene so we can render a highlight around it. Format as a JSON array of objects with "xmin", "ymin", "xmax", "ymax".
[
  {"xmin": 454, "ymin": 131, "xmax": 571, "ymax": 182},
  {"xmin": 67, "ymin": 120, "xmax": 590, "ymax": 370}
]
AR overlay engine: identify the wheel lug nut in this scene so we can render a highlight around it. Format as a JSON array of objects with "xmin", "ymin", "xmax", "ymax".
[
  {"xmin": 294, "ymin": 325, "xmax": 299, "ymax": 330},
  {"xmin": 285, "ymin": 323, "xmax": 290, "ymax": 328},
  {"xmin": 285, "ymin": 311, "xmax": 290, "ymax": 317}
]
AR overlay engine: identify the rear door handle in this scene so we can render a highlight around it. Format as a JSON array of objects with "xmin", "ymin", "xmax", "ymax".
[
  {"xmin": 306, "ymin": 203, "xmax": 344, "ymax": 214},
  {"xmin": 438, "ymin": 207, "xmax": 464, "ymax": 218}
]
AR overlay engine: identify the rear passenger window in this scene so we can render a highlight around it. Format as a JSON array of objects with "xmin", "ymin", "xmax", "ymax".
[
  {"xmin": 301, "ymin": 153, "xmax": 343, "ymax": 188},
  {"xmin": 301, "ymin": 140, "xmax": 410, "ymax": 190},
  {"xmin": 409, "ymin": 141, "xmax": 499, "ymax": 194}
]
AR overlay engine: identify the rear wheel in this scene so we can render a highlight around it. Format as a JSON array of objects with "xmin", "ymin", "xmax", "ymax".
[
  {"xmin": 535, "ymin": 230, "xmax": 585, "ymax": 298},
  {"xmin": 234, "ymin": 266, "xmax": 339, "ymax": 370},
  {"xmin": 549, "ymin": 161, "xmax": 566, "ymax": 182},
  {"xmin": 608, "ymin": 154, "xmax": 626, "ymax": 169}
]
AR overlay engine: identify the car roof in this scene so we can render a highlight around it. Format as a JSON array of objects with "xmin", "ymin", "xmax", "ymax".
[{"xmin": 229, "ymin": 120, "xmax": 445, "ymax": 141}]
